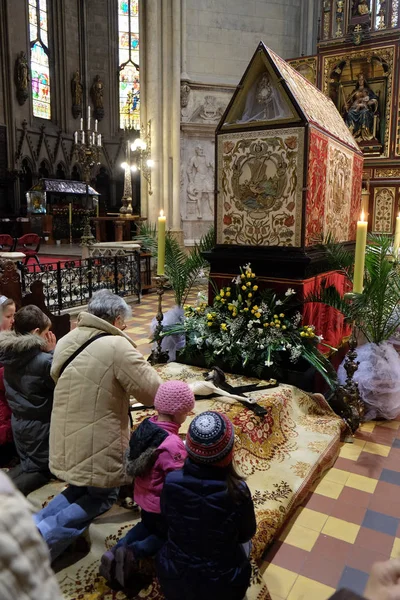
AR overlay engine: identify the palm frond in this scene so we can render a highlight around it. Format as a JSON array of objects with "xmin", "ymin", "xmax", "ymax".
[{"xmin": 135, "ymin": 224, "xmax": 214, "ymax": 306}]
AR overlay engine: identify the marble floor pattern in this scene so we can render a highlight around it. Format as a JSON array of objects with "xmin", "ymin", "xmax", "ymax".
[{"xmin": 107, "ymin": 292, "xmax": 399, "ymax": 600}]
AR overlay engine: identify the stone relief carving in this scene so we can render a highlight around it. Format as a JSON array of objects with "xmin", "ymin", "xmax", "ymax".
[
  {"xmin": 198, "ymin": 95, "xmax": 224, "ymax": 123},
  {"xmin": 373, "ymin": 187, "xmax": 395, "ymax": 233},
  {"xmin": 185, "ymin": 145, "xmax": 214, "ymax": 220},
  {"xmin": 181, "ymin": 82, "xmax": 191, "ymax": 108}
]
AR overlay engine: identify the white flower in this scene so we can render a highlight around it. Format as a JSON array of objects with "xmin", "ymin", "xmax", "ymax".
[
  {"xmin": 275, "ymin": 300, "xmax": 283, "ymax": 306},
  {"xmin": 232, "ymin": 275, "xmax": 241, "ymax": 284},
  {"xmin": 285, "ymin": 288, "xmax": 296, "ymax": 296},
  {"xmin": 247, "ymin": 321, "xmax": 254, "ymax": 330},
  {"xmin": 318, "ymin": 335, "xmax": 324, "ymax": 341},
  {"xmin": 265, "ymin": 359, "xmax": 274, "ymax": 367},
  {"xmin": 231, "ymin": 300, "xmax": 239, "ymax": 307},
  {"xmin": 244, "ymin": 262, "xmax": 251, "ymax": 271}
]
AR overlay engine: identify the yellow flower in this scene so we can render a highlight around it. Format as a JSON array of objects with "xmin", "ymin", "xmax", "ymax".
[
  {"xmin": 246, "ymin": 282, "xmax": 251, "ymax": 287},
  {"xmin": 226, "ymin": 292, "xmax": 231, "ymax": 297},
  {"xmin": 221, "ymin": 298, "xmax": 226, "ymax": 303},
  {"xmin": 274, "ymin": 314, "xmax": 278, "ymax": 319},
  {"xmin": 207, "ymin": 322, "xmax": 213, "ymax": 327},
  {"xmin": 282, "ymin": 325, "xmax": 287, "ymax": 330},
  {"xmin": 242, "ymin": 285, "xmax": 247, "ymax": 291},
  {"xmin": 248, "ymin": 292, "xmax": 252, "ymax": 298},
  {"xmin": 220, "ymin": 289, "xmax": 225, "ymax": 297},
  {"xmin": 255, "ymin": 312, "xmax": 261, "ymax": 319},
  {"xmin": 253, "ymin": 285, "xmax": 258, "ymax": 291},
  {"xmin": 232, "ymin": 311, "xmax": 237, "ymax": 317},
  {"xmin": 310, "ymin": 332, "xmax": 315, "ymax": 338},
  {"xmin": 216, "ymin": 295, "xmax": 221, "ymax": 301},
  {"xmin": 275, "ymin": 323, "xmax": 281, "ymax": 328},
  {"xmin": 226, "ymin": 287, "xmax": 231, "ymax": 291},
  {"xmin": 264, "ymin": 323, "xmax": 269, "ymax": 327},
  {"xmin": 251, "ymin": 273, "xmax": 256, "ymax": 278},
  {"xmin": 241, "ymin": 274, "xmax": 245, "ymax": 279},
  {"xmin": 253, "ymin": 305, "xmax": 258, "ymax": 310},
  {"xmin": 207, "ymin": 313, "xmax": 213, "ymax": 320},
  {"xmin": 220, "ymin": 323, "xmax": 227, "ymax": 331},
  {"xmin": 307, "ymin": 326, "xmax": 313, "ymax": 332},
  {"xmin": 243, "ymin": 307, "xmax": 249, "ymax": 312},
  {"xmin": 270, "ymin": 322, "xmax": 275, "ymax": 327},
  {"xmin": 300, "ymin": 331, "xmax": 306, "ymax": 337},
  {"xmin": 280, "ymin": 313, "xmax": 285, "ymax": 318},
  {"xmin": 228, "ymin": 305, "xmax": 233, "ymax": 311}
]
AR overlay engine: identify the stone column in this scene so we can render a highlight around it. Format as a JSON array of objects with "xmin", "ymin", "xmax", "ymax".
[
  {"xmin": 171, "ymin": 0, "xmax": 182, "ymax": 241},
  {"xmin": 141, "ymin": 0, "xmax": 183, "ymax": 241}
]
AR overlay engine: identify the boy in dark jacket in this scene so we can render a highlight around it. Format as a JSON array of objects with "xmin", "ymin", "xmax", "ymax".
[
  {"xmin": 0, "ymin": 305, "xmax": 56, "ymax": 495},
  {"xmin": 156, "ymin": 411, "xmax": 256, "ymax": 600}
]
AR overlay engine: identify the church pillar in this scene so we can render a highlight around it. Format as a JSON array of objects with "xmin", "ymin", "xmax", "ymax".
[
  {"xmin": 171, "ymin": 0, "xmax": 182, "ymax": 240},
  {"xmin": 142, "ymin": 0, "xmax": 162, "ymax": 223},
  {"xmin": 141, "ymin": 0, "xmax": 182, "ymax": 240}
]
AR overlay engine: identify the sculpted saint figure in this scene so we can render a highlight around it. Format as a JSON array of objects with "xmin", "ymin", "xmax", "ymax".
[
  {"xmin": 186, "ymin": 146, "xmax": 214, "ymax": 219},
  {"xmin": 343, "ymin": 73, "xmax": 379, "ymax": 142},
  {"xmin": 71, "ymin": 70, "xmax": 83, "ymax": 107},
  {"xmin": 91, "ymin": 75, "xmax": 104, "ymax": 110}
]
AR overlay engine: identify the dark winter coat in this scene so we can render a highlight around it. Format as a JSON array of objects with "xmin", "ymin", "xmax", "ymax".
[
  {"xmin": 0, "ymin": 332, "xmax": 54, "ymax": 473},
  {"xmin": 156, "ymin": 459, "xmax": 257, "ymax": 600}
]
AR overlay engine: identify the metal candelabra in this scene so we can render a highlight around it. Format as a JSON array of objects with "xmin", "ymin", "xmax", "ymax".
[
  {"xmin": 148, "ymin": 275, "xmax": 169, "ymax": 365},
  {"xmin": 73, "ymin": 106, "xmax": 101, "ymax": 245},
  {"xmin": 335, "ymin": 292, "xmax": 365, "ymax": 435}
]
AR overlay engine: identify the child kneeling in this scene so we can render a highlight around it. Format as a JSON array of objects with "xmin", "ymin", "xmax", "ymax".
[
  {"xmin": 99, "ymin": 380, "xmax": 195, "ymax": 590},
  {"xmin": 156, "ymin": 411, "xmax": 257, "ymax": 600}
]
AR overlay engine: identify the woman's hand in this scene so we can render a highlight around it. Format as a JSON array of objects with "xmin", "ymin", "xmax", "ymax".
[{"xmin": 43, "ymin": 331, "xmax": 57, "ymax": 352}]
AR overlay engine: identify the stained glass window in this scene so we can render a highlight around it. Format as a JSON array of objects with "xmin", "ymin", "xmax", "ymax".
[
  {"xmin": 118, "ymin": 0, "xmax": 140, "ymax": 130},
  {"xmin": 29, "ymin": 0, "xmax": 51, "ymax": 119}
]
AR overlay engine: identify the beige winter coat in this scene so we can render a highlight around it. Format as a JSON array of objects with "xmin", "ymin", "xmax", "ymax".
[
  {"xmin": 49, "ymin": 312, "xmax": 162, "ymax": 488},
  {"xmin": 0, "ymin": 471, "xmax": 63, "ymax": 600}
]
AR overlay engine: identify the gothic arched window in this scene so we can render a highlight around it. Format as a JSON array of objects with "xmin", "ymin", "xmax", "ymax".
[
  {"xmin": 28, "ymin": 0, "xmax": 51, "ymax": 119},
  {"xmin": 118, "ymin": 0, "xmax": 140, "ymax": 130}
]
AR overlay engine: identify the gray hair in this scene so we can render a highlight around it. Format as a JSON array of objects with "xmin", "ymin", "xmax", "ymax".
[{"xmin": 87, "ymin": 290, "xmax": 132, "ymax": 324}]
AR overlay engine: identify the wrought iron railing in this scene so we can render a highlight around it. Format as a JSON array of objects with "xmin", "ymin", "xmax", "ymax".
[{"xmin": 21, "ymin": 253, "xmax": 141, "ymax": 313}]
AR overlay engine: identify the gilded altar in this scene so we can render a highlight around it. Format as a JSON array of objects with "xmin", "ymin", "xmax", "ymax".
[{"xmin": 287, "ymin": 0, "xmax": 400, "ymax": 238}]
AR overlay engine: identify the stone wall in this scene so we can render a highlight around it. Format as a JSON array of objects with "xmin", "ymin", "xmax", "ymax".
[{"xmin": 184, "ymin": 0, "xmax": 303, "ymax": 84}]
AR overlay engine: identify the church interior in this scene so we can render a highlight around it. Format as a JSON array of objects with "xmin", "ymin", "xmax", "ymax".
[{"xmin": 3, "ymin": 1, "xmax": 400, "ymax": 600}]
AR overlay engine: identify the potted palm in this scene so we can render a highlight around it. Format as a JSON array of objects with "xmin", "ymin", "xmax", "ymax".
[
  {"xmin": 135, "ymin": 225, "xmax": 214, "ymax": 360},
  {"xmin": 307, "ymin": 234, "xmax": 400, "ymax": 419}
]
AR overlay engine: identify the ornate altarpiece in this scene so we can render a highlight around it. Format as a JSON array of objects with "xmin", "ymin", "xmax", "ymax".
[{"xmin": 288, "ymin": 0, "xmax": 400, "ymax": 236}]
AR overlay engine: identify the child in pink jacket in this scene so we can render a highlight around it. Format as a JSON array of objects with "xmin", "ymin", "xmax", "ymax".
[{"xmin": 99, "ymin": 380, "xmax": 195, "ymax": 591}]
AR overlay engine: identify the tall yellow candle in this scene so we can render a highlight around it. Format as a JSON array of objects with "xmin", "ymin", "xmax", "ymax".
[
  {"xmin": 393, "ymin": 213, "xmax": 400, "ymax": 257},
  {"xmin": 353, "ymin": 210, "xmax": 368, "ymax": 294},
  {"xmin": 157, "ymin": 210, "xmax": 166, "ymax": 275},
  {"xmin": 68, "ymin": 203, "xmax": 72, "ymax": 225}
]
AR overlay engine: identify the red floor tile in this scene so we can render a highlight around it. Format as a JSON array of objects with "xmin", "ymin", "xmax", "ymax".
[
  {"xmin": 334, "ymin": 455, "xmax": 384, "ymax": 480},
  {"xmin": 331, "ymin": 501, "xmax": 368, "ymax": 525},
  {"xmin": 264, "ymin": 541, "xmax": 308, "ymax": 573},
  {"xmin": 346, "ymin": 545, "xmax": 389, "ymax": 572},
  {"xmin": 355, "ymin": 527, "xmax": 395, "ymax": 556},
  {"xmin": 301, "ymin": 553, "xmax": 346, "ymax": 588},
  {"xmin": 302, "ymin": 492, "xmax": 336, "ymax": 515},
  {"xmin": 369, "ymin": 492, "xmax": 400, "ymax": 520},
  {"xmin": 312, "ymin": 535, "xmax": 353, "ymax": 562},
  {"xmin": 374, "ymin": 481, "xmax": 400, "ymax": 502},
  {"xmin": 337, "ymin": 487, "xmax": 372, "ymax": 509}
]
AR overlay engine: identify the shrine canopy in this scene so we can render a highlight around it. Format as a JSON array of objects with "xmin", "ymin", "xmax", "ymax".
[
  {"xmin": 30, "ymin": 179, "xmax": 99, "ymax": 196},
  {"xmin": 216, "ymin": 42, "xmax": 364, "ymax": 249}
]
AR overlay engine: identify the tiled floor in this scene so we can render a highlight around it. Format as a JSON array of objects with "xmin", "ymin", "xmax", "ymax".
[{"xmin": 123, "ymin": 292, "xmax": 399, "ymax": 600}]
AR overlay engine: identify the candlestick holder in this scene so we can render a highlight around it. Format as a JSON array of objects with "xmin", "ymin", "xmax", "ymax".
[
  {"xmin": 148, "ymin": 275, "xmax": 170, "ymax": 365},
  {"xmin": 73, "ymin": 107, "xmax": 102, "ymax": 247},
  {"xmin": 335, "ymin": 292, "xmax": 365, "ymax": 434}
]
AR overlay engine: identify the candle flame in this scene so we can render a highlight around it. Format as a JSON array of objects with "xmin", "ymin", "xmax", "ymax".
[
  {"xmin": 160, "ymin": 209, "xmax": 164, "ymax": 217},
  {"xmin": 361, "ymin": 210, "xmax": 365, "ymax": 222}
]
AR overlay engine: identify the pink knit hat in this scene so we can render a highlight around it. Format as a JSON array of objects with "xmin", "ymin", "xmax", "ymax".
[{"xmin": 154, "ymin": 380, "xmax": 195, "ymax": 416}]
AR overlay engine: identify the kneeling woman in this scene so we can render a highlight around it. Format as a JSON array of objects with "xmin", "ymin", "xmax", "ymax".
[{"xmin": 157, "ymin": 411, "xmax": 256, "ymax": 600}]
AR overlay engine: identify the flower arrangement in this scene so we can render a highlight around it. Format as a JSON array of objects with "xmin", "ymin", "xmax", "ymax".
[{"xmin": 163, "ymin": 263, "xmax": 337, "ymax": 387}]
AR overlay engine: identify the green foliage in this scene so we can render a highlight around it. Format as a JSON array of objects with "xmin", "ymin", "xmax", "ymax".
[
  {"xmin": 135, "ymin": 224, "xmax": 214, "ymax": 307},
  {"xmin": 307, "ymin": 234, "xmax": 400, "ymax": 344},
  {"xmin": 163, "ymin": 263, "xmax": 338, "ymax": 388}
]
